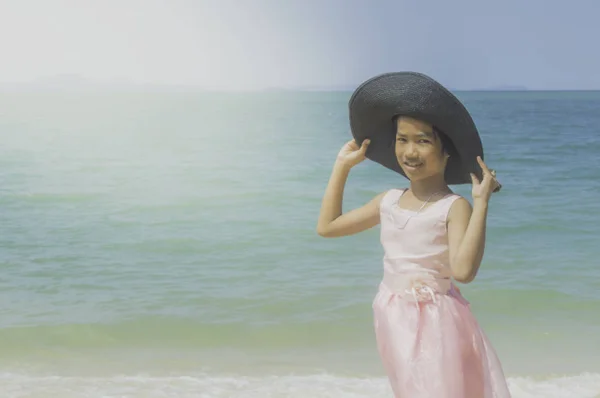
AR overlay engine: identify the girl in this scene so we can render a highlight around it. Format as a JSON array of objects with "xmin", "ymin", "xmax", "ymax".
[{"xmin": 316, "ymin": 110, "xmax": 512, "ymax": 395}]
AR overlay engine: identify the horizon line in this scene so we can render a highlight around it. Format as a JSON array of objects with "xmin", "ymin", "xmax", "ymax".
[{"xmin": 1, "ymin": 81, "xmax": 599, "ymax": 93}]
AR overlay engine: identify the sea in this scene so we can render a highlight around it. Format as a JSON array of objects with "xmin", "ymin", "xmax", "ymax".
[{"xmin": 0, "ymin": 88, "xmax": 599, "ymax": 397}]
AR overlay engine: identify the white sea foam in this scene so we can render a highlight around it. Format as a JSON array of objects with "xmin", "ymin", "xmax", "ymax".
[{"xmin": 2, "ymin": 371, "xmax": 600, "ymax": 398}]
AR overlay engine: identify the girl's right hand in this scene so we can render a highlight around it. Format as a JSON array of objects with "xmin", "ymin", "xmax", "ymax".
[
  {"xmin": 336, "ymin": 139, "xmax": 370, "ymax": 169},
  {"xmin": 470, "ymin": 156, "xmax": 500, "ymax": 203}
]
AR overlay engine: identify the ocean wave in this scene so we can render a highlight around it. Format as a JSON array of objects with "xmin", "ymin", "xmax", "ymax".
[{"xmin": 1, "ymin": 371, "xmax": 599, "ymax": 398}]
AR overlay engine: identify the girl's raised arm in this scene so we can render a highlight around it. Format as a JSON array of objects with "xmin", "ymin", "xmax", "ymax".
[
  {"xmin": 448, "ymin": 157, "xmax": 500, "ymax": 283},
  {"xmin": 317, "ymin": 139, "xmax": 385, "ymax": 238}
]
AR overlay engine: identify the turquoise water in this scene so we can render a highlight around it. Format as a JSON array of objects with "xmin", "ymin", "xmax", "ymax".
[{"xmin": 1, "ymin": 89, "xmax": 600, "ymax": 397}]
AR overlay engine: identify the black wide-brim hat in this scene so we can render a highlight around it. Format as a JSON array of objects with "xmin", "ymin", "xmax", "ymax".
[{"xmin": 349, "ymin": 71, "xmax": 485, "ymax": 185}]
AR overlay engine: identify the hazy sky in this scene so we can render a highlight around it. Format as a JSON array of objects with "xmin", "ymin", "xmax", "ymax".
[{"xmin": 1, "ymin": 0, "xmax": 598, "ymax": 90}]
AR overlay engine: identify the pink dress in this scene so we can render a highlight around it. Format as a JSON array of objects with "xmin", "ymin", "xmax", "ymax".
[{"xmin": 372, "ymin": 189, "xmax": 512, "ymax": 398}]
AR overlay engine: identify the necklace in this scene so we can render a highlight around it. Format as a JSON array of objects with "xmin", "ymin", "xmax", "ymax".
[{"xmin": 392, "ymin": 189, "xmax": 446, "ymax": 229}]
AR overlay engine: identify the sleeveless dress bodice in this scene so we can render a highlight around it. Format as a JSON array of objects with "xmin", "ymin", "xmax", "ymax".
[{"xmin": 378, "ymin": 188, "xmax": 461, "ymax": 300}]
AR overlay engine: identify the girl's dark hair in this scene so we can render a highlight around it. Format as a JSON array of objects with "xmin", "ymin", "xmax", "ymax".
[{"xmin": 432, "ymin": 127, "xmax": 458, "ymax": 158}]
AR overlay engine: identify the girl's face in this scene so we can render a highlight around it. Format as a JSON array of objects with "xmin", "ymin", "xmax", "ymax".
[{"xmin": 394, "ymin": 116, "xmax": 449, "ymax": 182}]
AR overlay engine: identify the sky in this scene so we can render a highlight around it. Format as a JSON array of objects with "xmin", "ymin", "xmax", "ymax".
[{"xmin": 0, "ymin": 0, "xmax": 598, "ymax": 90}]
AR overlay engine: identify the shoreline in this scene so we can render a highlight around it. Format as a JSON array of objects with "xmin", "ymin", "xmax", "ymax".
[
  {"xmin": 2, "ymin": 365, "xmax": 600, "ymax": 398},
  {"xmin": 2, "ymin": 343, "xmax": 599, "ymax": 378}
]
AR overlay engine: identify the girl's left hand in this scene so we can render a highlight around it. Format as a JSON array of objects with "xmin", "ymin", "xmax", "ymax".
[{"xmin": 470, "ymin": 156, "xmax": 501, "ymax": 203}]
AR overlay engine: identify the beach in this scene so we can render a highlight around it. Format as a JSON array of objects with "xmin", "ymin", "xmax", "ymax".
[{"xmin": 1, "ymin": 89, "xmax": 599, "ymax": 397}]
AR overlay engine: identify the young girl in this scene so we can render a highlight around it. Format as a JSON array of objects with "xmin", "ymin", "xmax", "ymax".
[{"xmin": 316, "ymin": 112, "xmax": 512, "ymax": 396}]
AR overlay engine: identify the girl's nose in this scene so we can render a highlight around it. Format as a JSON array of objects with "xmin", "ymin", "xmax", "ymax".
[{"xmin": 406, "ymin": 143, "xmax": 418, "ymax": 157}]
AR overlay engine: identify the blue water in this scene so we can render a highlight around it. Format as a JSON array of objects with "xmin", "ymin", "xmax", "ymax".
[{"xmin": 0, "ymin": 89, "xmax": 599, "ymax": 397}]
